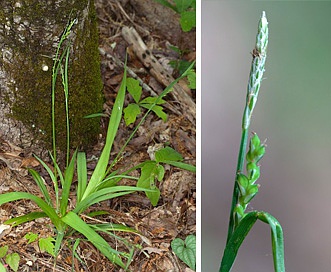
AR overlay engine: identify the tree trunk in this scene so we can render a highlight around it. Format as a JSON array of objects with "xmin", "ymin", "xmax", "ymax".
[{"xmin": 0, "ymin": 0, "xmax": 103, "ymax": 157}]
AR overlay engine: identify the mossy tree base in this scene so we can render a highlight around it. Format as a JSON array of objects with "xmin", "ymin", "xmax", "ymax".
[{"xmin": 0, "ymin": 0, "xmax": 103, "ymax": 155}]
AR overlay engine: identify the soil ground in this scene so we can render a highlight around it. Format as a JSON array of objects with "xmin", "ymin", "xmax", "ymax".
[{"xmin": 0, "ymin": 1, "xmax": 196, "ymax": 271}]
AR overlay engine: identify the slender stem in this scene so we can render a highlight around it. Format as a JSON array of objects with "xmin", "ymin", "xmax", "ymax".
[{"xmin": 226, "ymin": 128, "xmax": 248, "ymax": 243}]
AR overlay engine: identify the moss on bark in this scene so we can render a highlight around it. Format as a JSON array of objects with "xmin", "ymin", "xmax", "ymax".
[{"xmin": 0, "ymin": 0, "xmax": 103, "ymax": 152}]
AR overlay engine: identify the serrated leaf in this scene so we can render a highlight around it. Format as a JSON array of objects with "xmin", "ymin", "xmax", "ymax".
[
  {"xmin": 126, "ymin": 78, "xmax": 142, "ymax": 103},
  {"xmin": 0, "ymin": 246, "xmax": 8, "ymax": 258},
  {"xmin": 155, "ymin": 147, "xmax": 183, "ymax": 162},
  {"xmin": 6, "ymin": 253, "xmax": 20, "ymax": 272},
  {"xmin": 24, "ymin": 232, "xmax": 38, "ymax": 244},
  {"xmin": 124, "ymin": 104, "xmax": 141, "ymax": 125},
  {"xmin": 171, "ymin": 235, "xmax": 196, "ymax": 270},
  {"xmin": 180, "ymin": 10, "xmax": 196, "ymax": 32},
  {"xmin": 39, "ymin": 237, "xmax": 55, "ymax": 257}
]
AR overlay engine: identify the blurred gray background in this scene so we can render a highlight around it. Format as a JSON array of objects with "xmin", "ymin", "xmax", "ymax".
[{"xmin": 202, "ymin": 1, "xmax": 331, "ymax": 271}]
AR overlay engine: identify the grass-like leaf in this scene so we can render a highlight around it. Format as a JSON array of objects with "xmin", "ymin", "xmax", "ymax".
[
  {"xmin": 77, "ymin": 152, "xmax": 87, "ymax": 203},
  {"xmin": 74, "ymin": 186, "xmax": 156, "ymax": 214},
  {"xmin": 5, "ymin": 212, "xmax": 47, "ymax": 227},
  {"xmin": 28, "ymin": 168, "xmax": 52, "ymax": 206},
  {"xmin": 60, "ymin": 149, "xmax": 77, "ymax": 216},
  {"xmin": 220, "ymin": 211, "xmax": 285, "ymax": 272},
  {"xmin": 61, "ymin": 212, "xmax": 126, "ymax": 268},
  {"xmin": 0, "ymin": 192, "xmax": 61, "ymax": 230},
  {"xmin": 82, "ymin": 58, "xmax": 127, "ymax": 199}
]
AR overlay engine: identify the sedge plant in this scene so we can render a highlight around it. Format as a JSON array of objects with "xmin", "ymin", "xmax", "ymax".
[
  {"xmin": 219, "ymin": 12, "xmax": 285, "ymax": 272},
  {"xmin": 0, "ymin": 19, "xmax": 195, "ymax": 270}
]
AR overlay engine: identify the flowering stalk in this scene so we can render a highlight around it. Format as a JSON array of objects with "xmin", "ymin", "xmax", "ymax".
[{"xmin": 226, "ymin": 11, "xmax": 269, "ymax": 243}]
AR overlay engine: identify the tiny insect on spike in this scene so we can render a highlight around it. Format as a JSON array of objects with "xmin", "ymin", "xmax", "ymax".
[{"xmin": 251, "ymin": 47, "xmax": 261, "ymax": 59}]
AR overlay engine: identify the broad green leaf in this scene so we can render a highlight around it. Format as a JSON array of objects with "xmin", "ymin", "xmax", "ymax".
[
  {"xmin": 137, "ymin": 162, "xmax": 161, "ymax": 206},
  {"xmin": 61, "ymin": 212, "xmax": 126, "ymax": 268},
  {"xmin": 0, "ymin": 246, "xmax": 8, "ymax": 258},
  {"xmin": 39, "ymin": 237, "xmax": 55, "ymax": 257},
  {"xmin": 126, "ymin": 78, "xmax": 142, "ymax": 103},
  {"xmin": 24, "ymin": 232, "xmax": 38, "ymax": 244},
  {"xmin": 171, "ymin": 235, "xmax": 196, "ymax": 270},
  {"xmin": 6, "ymin": 252, "xmax": 20, "ymax": 272},
  {"xmin": 180, "ymin": 10, "xmax": 196, "ymax": 32},
  {"xmin": 155, "ymin": 147, "xmax": 183, "ymax": 162},
  {"xmin": 124, "ymin": 104, "xmax": 141, "ymax": 125}
]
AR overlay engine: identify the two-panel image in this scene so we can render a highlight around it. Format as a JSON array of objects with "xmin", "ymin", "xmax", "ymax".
[{"xmin": 0, "ymin": 1, "xmax": 329, "ymax": 271}]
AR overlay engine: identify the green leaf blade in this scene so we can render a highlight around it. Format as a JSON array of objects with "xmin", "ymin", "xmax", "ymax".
[
  {"xmin": 0, "ymin": 246, "xmax": 8, "ymax": 258},
  {"xmin": 82, "ymin": 59, "xmax": 127, "ymax": 200},
  {"xmin": 220, "ymin": 211, "xmax": 285, "ymax": 272},
  {"xmin": 180, "ymin": 10, "xmax": 196, "ymax": 32},
  {"xmin": 171, "ymin": 235, "xmax": 196, "ymax": 270},
  {"xmin": 77, "ymin": 152, "xmax": 87, "ymax": 204},
  {"xmin": 0, "ymin": 192, "xmax": 61, "ymax": 229},
  {"xmin": 124, "ymin": 104, "xmax": 141, "ymax": 126},
  {"xmin": 126, "ymin": 78, "xmax": 142, "ymax": 103},
  {"xmin": 39, "ymin": 237, "xmax": 56, "ymax": 257},
  {"xmin": 155, "ymin": 147, "xmax": 183, "ymax": 162},
  {"xmin": 137, "ymin": 162, "xmax": 161, "ymax": 206},
  {"xmin": 6, "ymin": 252, "xmax": 20, "ymax": 272},
  {"xmin": 61, "ymin": 212, "xmax": 126, "ymax": 268}
]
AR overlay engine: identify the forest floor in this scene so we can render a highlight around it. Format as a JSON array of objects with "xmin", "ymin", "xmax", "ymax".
[{"xmin": 0, "ymin": 0, "xmax": 196, "ymax": 271}]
